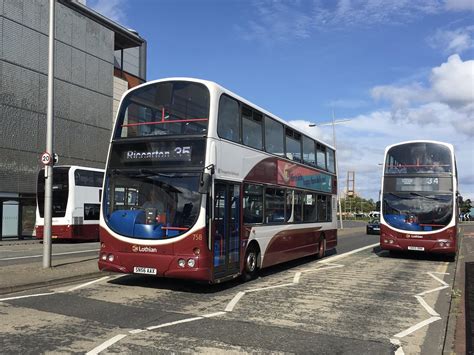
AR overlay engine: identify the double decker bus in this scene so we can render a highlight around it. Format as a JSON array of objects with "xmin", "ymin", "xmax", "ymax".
[
  {"xmin": 36, "ymin": 166, "xmax": 104, "ymax": 241},
  {"xmin": 380, "ymin": 140, "xmax": 458, "ymax": 258},
  {"xmin": 99, "ymin": 78, "xmax": 338, "ymax": 283}
]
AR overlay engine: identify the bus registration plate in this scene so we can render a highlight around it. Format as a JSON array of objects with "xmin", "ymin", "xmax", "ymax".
[
  {"xmin": 133, "ymin": 266, "xmax": 157, "ymax": 275},
  {"xmin": 408, "ymin": 246, "xmax": 424, "ymax": 251}
]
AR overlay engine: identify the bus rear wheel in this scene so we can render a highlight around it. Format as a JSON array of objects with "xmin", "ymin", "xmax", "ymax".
[
  {"xmin": 242, "ymin": 245, "xmax": 259, "ymax": 281},
  {"xmin": 316, "ymin": 236, "xmax": 326, "ymax": 259}
]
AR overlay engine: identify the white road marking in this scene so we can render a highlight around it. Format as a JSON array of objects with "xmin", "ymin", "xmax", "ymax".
[
  {"xmin": 68, "ymin": 277, "xmax": 110, "ymax": 291},
  {"xmin": 225, "ymin": 291, "xmax": 245, "ymax": 312},
  {"xmin": 246, "ymin": 283, "xmax": 295, "ymax": 293},
  {"xmin": 0, "ymin": 249, "xmax": 99, "ymax": 261},
  {"xmin": 390, "ymin": 271, "xmax": 450, "ymax": 353},
  {"xmin": 129, "ymin": 329, "xmax": 146, "ymax": 334},
  {"xmin": 202, "ymin": 311, "xmax": 226, "ymax": 318},
  {"xmin": 427, "ymin": 272, "xmax": 449, "ymax": 286},
  {"xmin": 414, "ymin": 295, "xmax": 439, "ymax": 317},
  {"xmin": 86, "ymin": 334, "xmax": 127, "ymax": 355},
  {"xmin": 293, "ymin": 272, "xmax": 301, "ymax": 284},
  {"xmin": 318, "ymin": 243, "xmax": 379, "ymax": 264},
  {"xmin": 0, "ymin": 291, "xmax": 57, "ymax": 302},
  {"xmin": 146, "ymin": 316, "xmax": 203, "ymax": 330},
  {"xmin": 0, "ymin": 276, "xmax": 110, "ymax": 302},
  {"xmin": 393, "ymin": 316, "xmax": 441, "ymax": 338}
]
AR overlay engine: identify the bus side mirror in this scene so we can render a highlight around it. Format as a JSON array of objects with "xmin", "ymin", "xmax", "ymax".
[{"xmin": 199, "ymin": 173, "xmax": 212, "ymax": 194}]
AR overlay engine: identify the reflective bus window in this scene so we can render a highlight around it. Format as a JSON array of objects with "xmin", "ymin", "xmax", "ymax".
[
  {"xmin": 84, "ymin": 204, "xmax": 100, "ymax": 220},
  {"xmin": 303, "ymin": 136, "xmax": 316, "ymax": 166},
  {"xmin": 385, "ymin": 142, "xmax": 452, "ymax": 174},
  {"xmin": 316, "ymin": 144, "xmax": 326, "ymax": 170},
  {"xmin": 265, "ymin": 116, "xmax": 284, "ymax": 156},
  {"xmin": 327, "ymin": 149, "xmax": 335, "ymax": 173},
  {"xmin": 242, "ymin": 106, "xmax": 263, "ymax": 150},
  {"xmin": 117, "ymin": 81, "xmax": 209, "ymax": 138},
  {"xmin": 286, "ymin": 129, "xmax": 302, "ymax": 162},
  {"xmin": 294, "ymin": 191, "xmax": 303, "ymax": 222},
  {"xmin": 303, "ymin": 193, "xmax": 317, "ymax": 222},
  {"xmin": 243, "ymin": 184, "xmax": 263, "ymax": 224},
  {"xmin": 317, "ymin": 195, "xmax": 329, "ymax": 222},
  {"xmin": 265, "ymin": 188, "xmax": 285, "ymax": 223},
  {"xmin": 218, "ymin": 95, "xmax": 240, "ymax": 142}
]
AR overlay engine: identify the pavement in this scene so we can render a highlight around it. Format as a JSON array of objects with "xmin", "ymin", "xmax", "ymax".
[{"xmin": 0, "ymin": 224, "xmax": 472, "ymax": 354}]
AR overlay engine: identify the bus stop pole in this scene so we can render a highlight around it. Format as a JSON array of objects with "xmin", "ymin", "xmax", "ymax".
[{"xmin": 43, "ymin": 0, "xmax": 55, "ymax": 269}]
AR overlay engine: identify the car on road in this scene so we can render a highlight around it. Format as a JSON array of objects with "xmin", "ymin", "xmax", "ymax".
[{"xmin": 366, "ymin": 218, "xmax": 380, "ymax": 235}]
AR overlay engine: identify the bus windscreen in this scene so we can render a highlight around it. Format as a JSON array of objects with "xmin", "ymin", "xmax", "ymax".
[
  {"xmin": 385, "ymin": 142, "xmax": 452, "ymax": 174},
  {"xmin": 116, "ymin": 81, "xmax": 210, "ymax": 138}
]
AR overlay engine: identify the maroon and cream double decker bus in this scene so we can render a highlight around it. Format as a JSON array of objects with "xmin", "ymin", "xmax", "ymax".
[
  {"xmin": 380, "ymin": 140, "xmax": 458, "ymax": 258},
  {"xmin": 99, "ymin": 78, "xmax": 338, "ymax": 283}
]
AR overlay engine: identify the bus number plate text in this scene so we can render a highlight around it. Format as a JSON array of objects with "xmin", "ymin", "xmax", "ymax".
[
  {"xmin": 408, "ymin": 246, "xmax": 425, "ymax": 251},
  {"xmin": 133, "ymin": 266, "xmax": 157, "ymax": 275}
]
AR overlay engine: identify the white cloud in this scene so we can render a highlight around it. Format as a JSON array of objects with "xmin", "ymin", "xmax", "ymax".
[
  {"xmin": 431, "ymin": 54, "xmax": 474, "ymax": 106},
  {"xmin": 445, "ymin": 0, "xmax": 474, "ymax": 11},
  {"xmin": 236, "ymin": 0, "xmax": 474, "ymax": 42},
  {"xmin": 307, "ymin": 55, "xmax": 474, "ymax": 201},
  {"xmin": 86, "ymin": 0, "xmax": 127, "ymax": 24},
  {"xmin": 428, "ymin": 26, "xmax": 474, "ymax": 54},
  {"xmin": 371, "ymin": 55, "xmax": 474, "ymax": 128}
]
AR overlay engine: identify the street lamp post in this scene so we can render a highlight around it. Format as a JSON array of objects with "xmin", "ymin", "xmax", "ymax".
[
  {"xmin": 43, "ymin": 0, "xmax": 56, "ymax": 268},
  {"xmin": 309, "ymin": 111, "xmax": 349, "ymax": 230}
]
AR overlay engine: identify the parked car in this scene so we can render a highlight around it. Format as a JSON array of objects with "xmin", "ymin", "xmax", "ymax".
[{"xmin": 366, "ymin": 218, "xmax": 380, "ymax": 235}]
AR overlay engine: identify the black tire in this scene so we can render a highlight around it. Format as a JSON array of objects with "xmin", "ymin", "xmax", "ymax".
[
  {"xmin": 316, "ymin": 236, "xmax": 326, "ymax": 259},
  {"xmin": 242, "ymin": 245, "xmax": 259, "ymax": 281}
]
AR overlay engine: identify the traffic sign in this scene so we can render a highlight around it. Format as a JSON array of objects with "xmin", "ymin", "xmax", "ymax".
[{"xmin": 41, "ymin": 152, "xmax": 52, "ymax": 165}]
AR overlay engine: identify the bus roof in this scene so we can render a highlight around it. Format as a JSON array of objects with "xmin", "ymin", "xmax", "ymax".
[{"xmin": 119, "ymin": 77, "xmax": 335, "ymax": 150}]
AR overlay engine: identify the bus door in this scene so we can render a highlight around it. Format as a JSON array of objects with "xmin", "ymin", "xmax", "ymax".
[{"xmin": 213, "ymin": 182, "xmax": 241, "ymax": 277}]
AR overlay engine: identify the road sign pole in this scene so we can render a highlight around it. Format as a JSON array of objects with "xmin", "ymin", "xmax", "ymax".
[{"xmin": 43, "ymin": 0, "xmax": 55, "ymax": 269}]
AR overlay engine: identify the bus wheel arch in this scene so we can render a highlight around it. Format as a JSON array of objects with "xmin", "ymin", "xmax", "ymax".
[
  {"xmin": 316, "ymin": 233, "xmax": 326, "ymax": 259},
  {"xmin": 242, "ymin": 241, "xmax": 260, "ymax": 281}
]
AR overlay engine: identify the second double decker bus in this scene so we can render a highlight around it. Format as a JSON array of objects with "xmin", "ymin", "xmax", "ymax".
[
  {"xmin": 380, "ymin": 140, "xmax": 458, "ymax": 258},
  {"xmin": 36, "ymin": 166, "xmax": 104, "ymax": 241},
  {"xmin": 99, "ymin": 78, "xmax": 338, "ymax": 283}
]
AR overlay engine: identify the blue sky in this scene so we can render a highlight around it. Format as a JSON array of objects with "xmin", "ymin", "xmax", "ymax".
[{"xmin": 89, "ymin": 0, "xmax": 474, "ymax": 202}]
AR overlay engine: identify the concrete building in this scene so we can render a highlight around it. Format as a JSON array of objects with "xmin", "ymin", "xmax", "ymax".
[{"xmin": 0, "ymin": 0, "xmax": 146, "ymax": 239}]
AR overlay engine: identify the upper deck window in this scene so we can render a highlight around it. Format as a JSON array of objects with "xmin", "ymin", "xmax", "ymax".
[
  {"xmin": 264, "ymin": 116, "xmax": 284, "ymax": 156},
  {"xmin": 116, "ymin": 81, "xmax": 210, "ymax": 138},
  {"xmin": 385, "ymin": 142, "xmax": 452, "ymax": 174},
  {"xmin": 242, "ymin": 106, "xmax": 263, "ymax": 150},
  {"xmin": 286, "ymin": 129, "xmax": 302, "ymax": 162},
  {"xmin": 218, "ymin": 95, "xmax": 240, "ymax": 142},
  {"xmin": 316, "ymin": 144, "xmax": 326, "ymax": 170},
  {"xmin": 302, "ymin": 136, "xmax": 316, "ymax": 166},
  {"xmin": 327, "ymin": 149, "xmax": 335, "ymax": 173}
]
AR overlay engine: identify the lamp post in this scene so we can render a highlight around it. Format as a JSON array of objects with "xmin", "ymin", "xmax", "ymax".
[
  {"xmin": 309, "ymin": 111, "xmax": 350, "ymax": 230},
  {"xmin": 43, "ymin": 0, "xmax": 56, "ymax": 268}
]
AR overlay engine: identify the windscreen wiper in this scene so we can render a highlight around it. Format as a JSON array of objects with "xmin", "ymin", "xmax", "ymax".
[{"xmin": 409, "ymin": 192, "xmax": 445, "ymax": 201}]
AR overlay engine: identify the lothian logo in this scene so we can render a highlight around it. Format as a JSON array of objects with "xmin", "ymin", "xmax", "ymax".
[{"xmin": 132, "ymin": 245, "xmax": 157, "ymax": 253}]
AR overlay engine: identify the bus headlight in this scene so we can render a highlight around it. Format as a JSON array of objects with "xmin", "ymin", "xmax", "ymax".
[
  {"xmin": 178, "ymin": 259, "xmax": 186, "ymax": 268},
  {"xmin": 101, "ymin": 253, "xmax": 107, "ymax": 261},
  {"xmin": 107, "ymin": 254, "xmax": 115, "ymax": 262},
  {"xmin": 187, "ymin": 259, "xmax": 196, "ymax": 268}
]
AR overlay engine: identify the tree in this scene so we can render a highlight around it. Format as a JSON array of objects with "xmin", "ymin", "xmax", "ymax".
[{"xmin": 461, "ymin": 198, "xmax": 472, "ymax": 214}]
